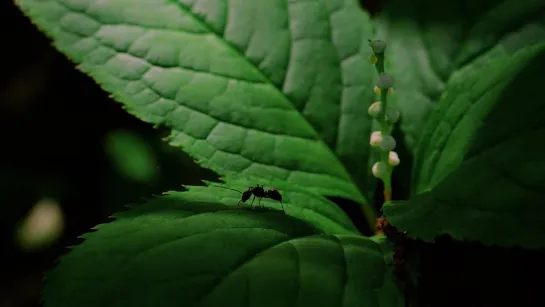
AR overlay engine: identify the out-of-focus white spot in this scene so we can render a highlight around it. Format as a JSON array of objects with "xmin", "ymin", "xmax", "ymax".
[{"xmin": 15, "ymin": 199, "xmax": 64, "ymax": 251}]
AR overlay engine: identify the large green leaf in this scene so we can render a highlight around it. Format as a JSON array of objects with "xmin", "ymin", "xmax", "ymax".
[
  {"xmin": 16, "ymin": 0, "xmax": 378, "ymax": 213},
  {"xmin": 383, "ymin": 44, "xmax": 545, "ymax": 249},
  {"xmin": 376, "ymin": 0, "xmax": 545, "ymax": 154},
  {"xmin": 44, "ymin": 190, "xmax": 403, "ymax": 307}
]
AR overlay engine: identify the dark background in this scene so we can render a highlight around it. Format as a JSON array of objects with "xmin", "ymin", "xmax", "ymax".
[{"xmin": 0, "ymin": 1, "xmax": 543, "ymax": 307}]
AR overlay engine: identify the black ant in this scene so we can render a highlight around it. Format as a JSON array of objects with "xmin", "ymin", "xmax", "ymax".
[{"xmin": 212, "ymin": 185, "xmax": 285, "ymax": 212}]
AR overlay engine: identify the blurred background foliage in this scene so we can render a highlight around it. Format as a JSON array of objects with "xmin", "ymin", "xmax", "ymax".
[{"xmin": 1, "ymin": 1, "xmax": 544, "ymax": 307}]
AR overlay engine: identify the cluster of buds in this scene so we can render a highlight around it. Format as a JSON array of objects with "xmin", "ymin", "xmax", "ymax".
[{"xmin": 368, "ymin": 40, "xmax": 400, "ymax": 198}]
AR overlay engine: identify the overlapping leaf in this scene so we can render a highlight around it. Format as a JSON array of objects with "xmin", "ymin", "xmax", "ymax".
[
  {"xmin": 43, "ymin": 190, "xmax": 403, "ymax": 307},
  {"xmin": 375, "ymin": 0, "xmax": 545, "ymax": 154},
  {"xmin": 15, "ymin": 0, "xmax": 379, "ymax": 218},
  {"xmin": 383, "ymin": 44, "xmax": 545, "ymax": 249}
]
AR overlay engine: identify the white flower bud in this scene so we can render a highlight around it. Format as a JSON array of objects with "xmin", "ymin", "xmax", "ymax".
[
  {"xmin": 369, "ymin": 131, "xmax": 382, "ymax": 147},
  {"xmin": 386, "ymin": 107, "xmax": 400, "ymax": 123},
  {"xmin": 368, "ymin": 101, "xmax": 382, "ymax": 118},
  {"xmin": 370, "ymin": 131, "xmax": 382, "ymax": 147},
  {"xmin": 388, "ymin": 151, "xmax": 400, "ymax": 166},
  {"xmin": 379, "ymin": 135, "xmax": 396, "ymax": 151},
  {"xmin": 372, "ymin": 162, "xmax": 388, "ymax": 179}
]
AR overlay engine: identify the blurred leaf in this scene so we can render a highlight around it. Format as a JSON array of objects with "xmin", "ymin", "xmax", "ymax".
[
  {"xmin": 105, "ymin": 129, "xmax": 157, "ymax": 183},
  {"xmin": 376, "ymin": 0, "xmax": 545, "ymax": 154},
  {"xmin": 384, "ymin": 44, "xmax": 545, "ymax": 249}
]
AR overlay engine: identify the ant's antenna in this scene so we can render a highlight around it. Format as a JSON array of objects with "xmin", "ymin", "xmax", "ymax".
[{"xmin": 209, "ymin": 185, "xmax": 244, "ymax": 194}]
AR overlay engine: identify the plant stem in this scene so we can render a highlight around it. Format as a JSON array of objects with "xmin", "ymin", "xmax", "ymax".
[{"xmin": 374, "ymin": 57, "xmax": 393, "ymax": 202}]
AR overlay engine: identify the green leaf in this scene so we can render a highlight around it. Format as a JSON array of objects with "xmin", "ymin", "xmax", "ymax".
[
  {"xmin": 376, "ymin": 0, "xmax": 545, "ymax": 154},
  {"xmin": 16, "ymin": 0, "xmax": 378, "ymax": 217},
  {"xmin": 44, "ymin": 191, "xmax": 403, "ymax": 307},
  {"xmin": 197, "ymin": 177, "xmax": 360, "ymax": 235},
  {"xmin": 383, "ymin": 44, "xmax": 545, "ymax": 249}
]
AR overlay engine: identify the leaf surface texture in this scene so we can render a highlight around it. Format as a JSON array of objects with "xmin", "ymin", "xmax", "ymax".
[
  {"xmin": 43, "ymin": 190, "xmax": 403, "ymax": 307},
  {"xmin": 16, "ymin": 0, "xmax": 379, "ymax": 208}
]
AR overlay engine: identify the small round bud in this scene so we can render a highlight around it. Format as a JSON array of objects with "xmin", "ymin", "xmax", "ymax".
[
  {"xmin": 372, "ymin": 161, "xmax": 388, "ymax": 179},
  {"xmin": 388, "ymin": 151, "xmax": 400, "ymax": 166},
  {"xmin": 369, "ymin": 55, "xmax": 378, "ymax": 64},
  {"xmin": 376, "ymin": 73, "xmax": 394, "ymax": 90},
  {"xmin": 374, "ymin": 85, "xmax": 381, "ymax": 95},
  {"xmin": 369, "ymin": 39, "xmax": 387, "ymax": 54},
  {"xmin": 370, "ymin": 131, "xmax": 382, "ymax": 147},
  {"xmin": 379, "ymin": 135, "xmax": 396, "ymax": 151},
  {"xmin": 385, "ymin": 107, "xmax": 400, "ymax": 123},
  {"xmin": 368, "ymin": 101, "xmax": 382, "ymax": 117}
]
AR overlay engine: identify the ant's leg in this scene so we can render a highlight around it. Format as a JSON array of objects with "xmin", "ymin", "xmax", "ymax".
[
  {"xmin": 258, "ymin": 198, "xmax": 262, "ymax": 207},
  {"xmin": 237, "ymin": 200, "xmax": 242, "ymax": 207},
  {"xmin": 280, "ymin": 201, "xmax": 285, "ymax": 212},
  {"xmin": 250, "ymin": 195, "xmax": 256, "ymax": 207}
]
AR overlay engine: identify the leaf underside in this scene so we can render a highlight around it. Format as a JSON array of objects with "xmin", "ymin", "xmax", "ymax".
[
  {"xmin": 43, "ymin": 190, "xmax": 403, "ymax": 307},
  {"xmin": 384, "ymin": 44, "xmax": 545, "ymax": 249},
  {"xmin": 16, "ymin": 0, "xmax": 381, "ymax": 212}
]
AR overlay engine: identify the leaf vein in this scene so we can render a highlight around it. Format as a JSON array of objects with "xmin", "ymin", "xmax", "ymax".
[{"xmin": 199, "ymin": 235, "xmax": 299, "ymax": 304}]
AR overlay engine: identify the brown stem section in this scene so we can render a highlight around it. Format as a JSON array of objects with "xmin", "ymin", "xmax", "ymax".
[{"xmin": 383, "ymin": 187, "xmax": 392, "ymax": 201}]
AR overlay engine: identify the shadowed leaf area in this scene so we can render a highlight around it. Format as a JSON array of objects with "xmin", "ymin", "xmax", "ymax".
[
  {"xmin": 43, "ymin": 189, "xmax": 403, "ymax": 307},
  {"xmin": 376, "ymin": 0, "xmax": 545, "ymax": 153},
  {"xmin": 384, "ymin": 44, "xmax": 545, "ymax": 249}
]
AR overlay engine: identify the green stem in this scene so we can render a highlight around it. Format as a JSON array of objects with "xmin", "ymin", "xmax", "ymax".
[
  {"xmin": 379, "ymin": 91, "xmax": 392, "ymax": 199},
  {"xmin": 376, "ymin": 54, "xmax": 385, "ymax": 73},
  {"xmin": 374, "ymin": 53, "xmax": 393, "ymax": 201}
]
